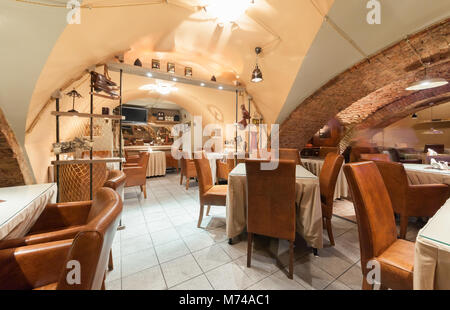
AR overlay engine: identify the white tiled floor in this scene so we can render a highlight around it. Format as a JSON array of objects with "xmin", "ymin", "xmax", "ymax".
[{"xmin": 106, "ymin": 172, "xmax": 419, "ymax": 291}]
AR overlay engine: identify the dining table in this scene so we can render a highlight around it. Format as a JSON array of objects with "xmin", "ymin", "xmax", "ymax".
[
  {"xmin": 414, "ymin": 197, "xmax": 450, "ymax": 290},
  {"xmin": 0, "ymin": 183, "xmax": 57, "ymax": 240},
  {"xmin": 302, "ymin": 157, "xmax": 348, "ymax": 199},
  {"xmin": 404, "ymin": 164, "xmax": 450, "ymax": 185},
  {"xmin": 226, "ymin": 163, "xmax": 323, "ymax": 249}
]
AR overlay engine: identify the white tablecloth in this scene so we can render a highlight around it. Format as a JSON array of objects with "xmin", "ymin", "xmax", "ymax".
[
  {"xmin": 414, "ymin": 197, "xmax": 450, "ymax": 290},
  {"xmin": 404, "ymin": 164, "xmax": 450, "ymax": 185},
  {"xmin": 147, "ymin": 151, "xmax": 166, "ymax": 177},
  {"xmin": 226, "ymin": 164, "xmax": 323, "ymax": 249},
  {"xmin": 0, "ymin": 183, "xmax": 57, "ymax": 240},
  {"xmin": 302, "ymin": 158, "xmax": 348, "ymax": 199}
]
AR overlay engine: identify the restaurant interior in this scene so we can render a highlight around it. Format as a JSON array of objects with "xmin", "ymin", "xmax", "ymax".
[{"xmin": 0, "ymin": 0, "xmax": 449, "ymax": 291}]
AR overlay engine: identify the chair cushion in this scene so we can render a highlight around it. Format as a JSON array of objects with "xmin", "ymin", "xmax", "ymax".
[
  {"xmin": 376, "ymin": 239, "xmax": 414, "ymax": 290},
  {"xmin": 202, "ymin": 185, "xmax": 227, "ymax": 206}
]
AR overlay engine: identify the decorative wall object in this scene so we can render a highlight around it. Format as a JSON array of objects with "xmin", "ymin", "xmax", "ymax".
[
  {"xmin": 185, "ymin": 67, "xmax": 192, "ymax": 77},
  {"xmin": 211, "ymin": 75, "xmax": 217, "ymax": 82},
  {"xmin": 102, "ymin": 107, "xmax": 110, "ymax": 115},
  {"xmin": 238, "ymin": 104, "xmax": 251, "ymax": 129},
  {"xmin": 157, "ymin": 111, "xmax": 165, "ymax": 121},
  {"xmin": 66, "ymin": 89, "xmax": 82, "ymax": 113},
  {"xmin": 152, "ymin": 59, "xmax": 160, "ymax": 69},
  {"xmin": 167, "ymin": 62, "xmax": 175, "ymax": 73},
  {"xmin": 134, "ymin": 58, "xmax": 142, "ymax": 67}
]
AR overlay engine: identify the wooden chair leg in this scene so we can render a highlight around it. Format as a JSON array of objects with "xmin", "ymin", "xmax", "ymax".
[
  {"xmin": 141, "ymin": 184, "xmax": 147, "ymax": 199},
  {"xmin": 399, "ymin": 215, "xmax": 408, "ymax": 239},
  {"xmin": 186, "ymin": 178, "xmax": 190, "ymax": 190},
  {"xmin": 108, "ymin": 249, "xmax": 114, "ymax": 271},
  {"xmin": 206, "ymin": 205, "xmax": 211, "ymax": 216},
  {"xmin": 180, "ymin": 172, "xmax": 183, "ymax": 185},
  {"xmin": 197, "ymin": 204, "xmax": 204, "ymax": 228},
  {"xmin": 247, "ymin": 232, "xmax": 253, "ymax": 268},
  {"xmin": 325, "ymin": 217, "xmax": 335, "ymax": 246},
  {"xmin": 289, "ymin": 240, "xmax": 294, "ymax": 279}
]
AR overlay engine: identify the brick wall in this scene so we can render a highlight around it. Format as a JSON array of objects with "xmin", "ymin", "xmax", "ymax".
[
  {"xmin": 280, "ymin": 18, "xmax": 450, "ymax": 151},
  {"xmin": 0, "ymin": 108, "xmax": 34, "ymax": 187}
]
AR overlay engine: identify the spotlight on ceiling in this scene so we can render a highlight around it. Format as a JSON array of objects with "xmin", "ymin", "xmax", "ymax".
[{"xmin": 251, "ymin": 47, "xmax": 263, "ymax": 83}]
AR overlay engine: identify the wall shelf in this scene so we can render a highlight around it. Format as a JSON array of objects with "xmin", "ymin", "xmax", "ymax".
[
  {"xmin": 51, "ymin": 111, "xmax": 125, "ymax": 120},
  {"xmin": 51, "ymin": 158, "xmax": 125, "ymax": 165}
]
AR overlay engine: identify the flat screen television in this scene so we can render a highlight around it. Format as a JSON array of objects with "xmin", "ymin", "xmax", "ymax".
[{"xmin": 121, "ymin": 106, "xmax": 148, "ymax": 125}]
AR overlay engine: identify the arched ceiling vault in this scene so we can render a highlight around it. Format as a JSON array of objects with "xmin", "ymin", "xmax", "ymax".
[{"xmin": 280, "ymin": 18, "xmax": 450, "ymax": 149}]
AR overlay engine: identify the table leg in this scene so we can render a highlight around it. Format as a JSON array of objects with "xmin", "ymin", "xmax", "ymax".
[{"xmin": 313, "ymin": 248, "xmax": 319, "ymax": 256}]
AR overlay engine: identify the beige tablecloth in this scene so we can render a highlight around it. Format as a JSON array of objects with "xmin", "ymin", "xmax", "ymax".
[
  {"xmin": 414, "ymin": 198, "xmax": 450, "ymax": 290},
  {"xmin": 226, "ymin": 164, "xmax": 323, "ymax": 249},
  {"xmin": 302, "ymin": 158, "xmax": 348, "ymax": 199},
  {"xmin": 0, "ymin": 183, "xmax": 57, "ymax": 240},
  {"xmin": 404, "ymin": 164, "xmax": 450, "ymax": 185},
  {"xmin": 147, "ymin": 151, "xmax": 166, "ymax": 177}
]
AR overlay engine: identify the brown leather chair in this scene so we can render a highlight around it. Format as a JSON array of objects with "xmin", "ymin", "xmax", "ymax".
[
  {"xmin": 245, "ymin": 159, "xmax": 296, "ymax": 279},
  {"xmin": 166, "ymin": 152, "xmax": 179, "ymax": 173},
  {"xmin": 216, "ymin": 158, "xmax": 235, "ymax": 183},
  {"xmin": 350, "ymin": 146, "xmax": 379, "ymax": 162},
  {"xmin": 0, "ymin": 187, "xmax": 122, "ymax": 290},
  {"xmin": 360, "ymin": 153, "xmax": 391, "ymax": 162},
  {"xmin": 279, "ymin": 148, "xmax": 302, "ymax": 165},
  {"xmin": 320, "ymin": 153, "xmax": 344, "ymax": 246},
  {"xmin": 103, "ymin": 169, "xmax": 126, "ymax": 270},
  {"xmin": 104, "ymin": 170, "xmax": 127, "ymax": 195},
  {"xmin": 193, "ymin": 152, "xmax": 227, "ymax": 228},
  {"xmin": 343, "ymin": 162, "xmax": 414, "ymax": 290},
  {"xmin": 319, "ymin": 147, "xmax": 339, "ymax": 159},
  {"xmin": 180, "ymin": 153, "xmax": 197, "ymax": 190},
  {"xmin": 375, "ymin": 161, "xmax": 450, "ymax": 239},
  {"xmin": 123, "ymin": 152, "xmax": 149, "ymax": 198}
]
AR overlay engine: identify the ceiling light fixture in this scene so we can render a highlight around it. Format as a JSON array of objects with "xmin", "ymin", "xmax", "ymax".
[
  {"xmin": 200, "ymin": 83, "xmax": 205, "ymax": 87},
  {"xmin": 205, "ymin": 0, "xmax": 253, "ymax": 24},
  {"xmin": 218, "ymin": 86, "xmax": 223, "ymax": 90},
  {"xmin": 146, "ymin": 73, "xmax": 153, "ymax": 77},
  {"xmin": 251, "ymin": 47, "xmax": 263, "ymax": 83},
  {"xmin": 412, "ymin": 113, "xmax": 418, "ymax": 119},
  {"xmin": 405, "ymin": 39, "xmax": 448, "ymax": 91},
  {"xmin": 139, "ymin": 83, "xmax": 178, "ymax": 95}
]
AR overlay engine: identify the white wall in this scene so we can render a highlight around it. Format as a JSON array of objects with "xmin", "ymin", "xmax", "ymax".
[{"xmin": 0, "ymin": 2, "xmax": 68, "ymax": 181}]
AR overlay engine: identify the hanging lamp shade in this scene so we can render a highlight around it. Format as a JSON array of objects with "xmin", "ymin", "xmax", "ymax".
[
  {"xmin": 251, "ymin": 47, "xmax": 263, "ymax": 83},
  {"xmin": 406, "ymin": 78, "xmax": 448, "ymax": 91},
  {"xmin": 251, "ymin": 64, "xmax": 263, "ymax": 83}
]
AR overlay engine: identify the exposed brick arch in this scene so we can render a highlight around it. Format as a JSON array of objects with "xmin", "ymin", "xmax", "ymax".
[
  {"xmin": 0, "ymin": 108, "xmax": 35, "ymax": 187},
  {"xmin": 280, "ymin": 18, "xmax": 450, "ymax": 150}
]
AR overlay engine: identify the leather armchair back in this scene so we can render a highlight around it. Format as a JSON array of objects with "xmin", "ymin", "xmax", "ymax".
[
  {"xmin": 278, "ymin": 148, "xmax": 301, "ymax": 165},
  {"xmin": 343, "ymin": 162, "xmax": 397, "ymax": 274},
  {"xmin": 57, "ymin": 187, "xmax": 122, "ymax": 290},
  {"xmin": 320, "ymin": 153, "xmax": 344, "ymax": 217},
  {"xmin": 104, "ymin": 170, "xmax": 126, "ymax": 199},
  {"xmin": 360, "ymin": 153, "xmax": 391, "ymax": 162},
  {"xmin": 245, "ymin": 159, "xmax": 296, "ymax": 241},
  {"xmin": 193, "ymin": 152, "xmax": 213, "ymax": 201},
  {"xmin": 374, "ymin": 162, "xmax": 408, "ymax": 214},
  {"xmin": 350, "ymin": 147, "xmax": 379, "ymax": 162}
]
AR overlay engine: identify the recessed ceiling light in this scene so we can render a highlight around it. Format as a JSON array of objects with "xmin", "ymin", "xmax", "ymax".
[
  {"xmin": 218, "ymin": 86, "xmax": 223, "ymax": 90},
  {"xmin": 200, "ymin": 83, "xmax": 205, "ymax": 87},
  {"xmin": 173, "ymin": 78, "xmax": 178, "ymax": 82},
  {"xmin": 147, "ymin": 73, "xmax": 153, "ymax": 77}
]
